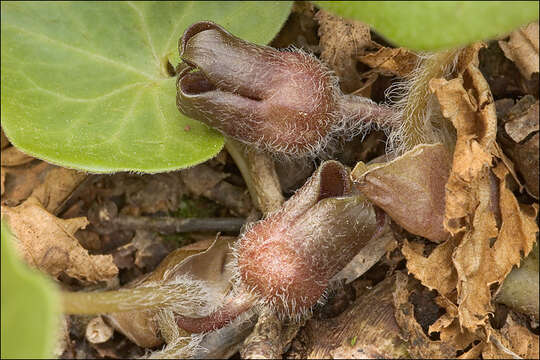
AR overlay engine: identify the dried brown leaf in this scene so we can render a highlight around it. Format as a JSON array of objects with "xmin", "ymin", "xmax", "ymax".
[
  {"xmin": 315, "ymin": 9, "xmax": 371, "ymax": 93},
  {"xmin": 458, "ymin": 343, "xmax": 483, "ymax": 359},
  {"xmin": 1, "ymin": 129, "xmax": 9, "ymax": 149},
  {"xmin": 358, "ymin": 47, "xmax": 419, "ymax": 77},
  {"xmin": 352, "ymin": 143, "xmax": 452, "ymax": 243},
  {"xmin": 393, "ymin": 272, "xmax": 467, "ymax": 359},
  {"xmin": 430, "ymin": 62, "xmax": 497, "ymax": 235},
  {"xmin": 123, "ymin": 172, "xmax": 187, "ymax": 215},
  {"xmin": 1, "ymin": 169, "xmax": 5, "ymax": 196},
  {"xmin": 31, "ymin": 167, "xmax": 88, "ymax": 214},
  {"xmin": 1, "ymin": 161, "xmax": 53, "ymax": 205},
  {"xmin": 512, "ymin": 133, "xmax": 539, "ymax": 199},
  {"xmin": 402, "ymin": 236, "xmax": 459, "ymax": 296},
  {"xmin": 1, "ymin": 146, "xmax": 35, "ymax": 166},
  {"xmin": 493, "ymin": 142, "xmax": 523, "ymax": 194},
  {"xmin": 85, "ymin": 316, "xmax": 114, "ymax": 344},
  {"xmin": 1, "ymin": 196, "xmax": 118, "ymax": 282},
  {"xmin": 455, "ymin": 42, "xmax": 485, "ymax": 75},
  {"xmin": 496, "ymin": 98, "xmax": 538, "ymax": 197},
  {"xmin": 180, "ymin": 162, "xmax": 253, "ymax": 216},
  {"xmin": 453, "ymin": 163, "xmax": 538, "ymax": 331},
  {"xmin": 427, "ymin": 59, "xmax": 538, "ymax": 334},
  {"xmin": 498, "ymin": 22, "xmax": 539, "ymax": 80},
  {"xmin": 504, "ymin": 100, "xmax": 539, "ymax": 143},
  {"xmin": 429, "ymin": 296, "xmax": 478, "ymax": 350}
]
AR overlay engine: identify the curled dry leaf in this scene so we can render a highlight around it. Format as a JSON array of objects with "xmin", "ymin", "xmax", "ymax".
[
  {"xmin": 352, "ymin": 143, "xmax": 452, "ymax": 243},
  {"xmin": 428, "ymin": 296, "xmax": 478, "ymax": 351},
  {"xmin": 426, "ymin": 59, "xmax": 539, "ymax": 332},
  {"xmin": 315, "ymin": 9, "xmax": 371, "ymax": 93},
  {"xmin": 498, "ymin": 22, "xmax": 539, "ymax": 81},
  {"xmin": 358, "ymin": 46, "xmax": 419, "ymax": 77},
  {"xmin": 452, "ymin": 148, "xmax": 538, "ymax": 332},
  {"xmin": 1, "ymin": 196, "xmax": 117, "ymax": 283},
  {"xmin": 430, "ymin": 62, "xmax": 497, "ymax": 235}
]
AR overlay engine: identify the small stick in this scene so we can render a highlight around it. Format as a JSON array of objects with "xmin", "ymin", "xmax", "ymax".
[{"xmin": 95, "ymin": 214, "xmax": 245, "ymax": 234}]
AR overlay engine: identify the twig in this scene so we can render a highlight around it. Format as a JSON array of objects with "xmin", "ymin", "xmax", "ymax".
[
  {"xmin": 240, "ymin": 308, "xmax": 305, "ymax": 359},
  {"xmin": 98, "ymin": 214, "xmax": 245, "ymax": 234},
  {"xmin": 240, "ymin": 309, "xmax": 283, "ymax": 359},
  {"xmin": 89, "ymin": 202, "xmax": 245, "ymax": 234}
]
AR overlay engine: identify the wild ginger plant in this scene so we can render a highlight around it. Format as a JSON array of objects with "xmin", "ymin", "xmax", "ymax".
[{"xmin": 1, "ymin": 1, "xmax": 538, "ymax": 358}]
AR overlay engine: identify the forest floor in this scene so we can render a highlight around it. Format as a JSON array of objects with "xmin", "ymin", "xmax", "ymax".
[{"xmin": 1, "ymin": 2, "xmax": 538, "ymax": 359}]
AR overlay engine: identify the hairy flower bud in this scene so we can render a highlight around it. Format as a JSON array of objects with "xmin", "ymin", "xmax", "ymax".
[
  {"xmin": 233, "ymin": 160, "xmax": 385, "ymax": 318},
  {"xmin": 173, "ymin": 161, "xmax": 386, "ymax": 333},
  {"xmin": 176, "ymin": 22, "xmax": 392, "ymax": 156}
]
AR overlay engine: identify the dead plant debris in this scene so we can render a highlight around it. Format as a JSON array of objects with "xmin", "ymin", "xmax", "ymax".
[{"xmin": 1, "ymin": 8, "xmax": 538, "ymax": 360}]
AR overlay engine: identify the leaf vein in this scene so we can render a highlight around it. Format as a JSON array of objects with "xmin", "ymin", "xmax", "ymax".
[
  {"xmin": 3, "ymin": 22, "xmax": 157, "ymax": 80},
  {"xmin": 126, "ymin": 2, "xmax": 160, "ymax": 67}
]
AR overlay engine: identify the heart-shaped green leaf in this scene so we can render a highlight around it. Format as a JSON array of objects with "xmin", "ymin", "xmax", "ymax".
[
  {"xmin": 1, "ymin": 2, "xmax": 292, "ymax": 173},
  {"xmin": 317, "ymin": 1, "xmax": 538, "ymax": 51},
  {"xmin": 1, "ymin": 220, "xmax": 61, "ymax": 359}
]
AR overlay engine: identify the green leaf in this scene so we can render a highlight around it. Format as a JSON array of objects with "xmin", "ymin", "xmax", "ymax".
[
  {"xmin": 317, "ymin": 1, "xmax": 539, "ymax": 51},
  {"xmin": 1, "ymin": 1, "xmax": 292, "ymax": 173},
  {"xmin": 1, "ymin": 220, "xmax": 61, "ymax": 359}
]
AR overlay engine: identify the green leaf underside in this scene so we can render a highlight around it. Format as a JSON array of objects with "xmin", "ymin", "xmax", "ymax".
[
  {"xmin": 1, "ymin": 1, "xmax": 292, "ymax": 173},
  {"xmin": 1, "ymin": 220, "xmax": 60, "ymax": 359},
  {"xmin": 317, "ymin": 1, "xmax": 539, "ymax": 51}
]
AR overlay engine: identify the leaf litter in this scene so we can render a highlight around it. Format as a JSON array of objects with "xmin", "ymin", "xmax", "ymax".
[
  {"xmin": 1, "ymin": 7, "xmax": 538, "ymax": 360},
  {"xmin": 1, "ymin": 169, "xmax": 118, "ymax": 283}
]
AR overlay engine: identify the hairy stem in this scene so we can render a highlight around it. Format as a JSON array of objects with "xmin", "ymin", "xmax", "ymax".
[
  {"xmin": 62, "ymin": 282, "xmax": 204, "ymax": 315},
  {"xmin": 224, "ymin": 138, "xmax": 284, "ymax": 215},
  {"xmin": 175, "ymin": 294, "xmax": 256, "ymax": 333},
  {"xmin": 338, "ymin": 95, "xmax": 397, "ymax": 129},
  {"xmin": 392, "ymin": 49, "xmax": 460, "ymax": 152}
]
